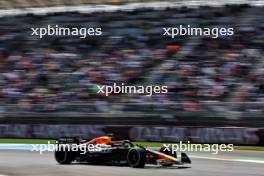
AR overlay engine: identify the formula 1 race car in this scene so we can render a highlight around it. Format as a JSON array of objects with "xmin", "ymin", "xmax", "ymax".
[{"xmin": 54, "ymin": 135, "xmax": 191, "ymax": 168}]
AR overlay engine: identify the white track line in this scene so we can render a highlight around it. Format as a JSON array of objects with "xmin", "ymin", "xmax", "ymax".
[{"xmin": 191, "ymin": 155, "xmax": 264, "ymax": 164}]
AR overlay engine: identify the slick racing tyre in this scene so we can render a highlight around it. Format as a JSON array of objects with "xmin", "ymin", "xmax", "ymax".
[
  {"xmin": 127, "ymin": 148, "xmax": 146, "ymax": 168},
  {"xmin": 55, "ymin": 146, "xmax": 75, "ymax": 164}
]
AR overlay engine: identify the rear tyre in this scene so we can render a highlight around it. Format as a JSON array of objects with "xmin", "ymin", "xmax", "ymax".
[
  {"xmin": 55, "ymin": 147, "xmax": 75, "ymax": 164},
  {"xmin": 127, "ymin": 148, "xmax": 146, "ymax": 168}
]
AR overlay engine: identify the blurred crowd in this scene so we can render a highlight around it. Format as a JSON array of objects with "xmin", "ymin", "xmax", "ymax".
[
  {"xmin": 0, "ymin": 5, "xmax": 263, "ymax": 113},
  {"xmin": 0, "ymin": 0, "xmax": 159, "ymax": 9}
]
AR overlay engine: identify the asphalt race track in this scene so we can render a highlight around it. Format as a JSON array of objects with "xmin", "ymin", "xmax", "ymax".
[{"xmin": 0, "ymin": 150, "xmax": 263, "ymax": 176}]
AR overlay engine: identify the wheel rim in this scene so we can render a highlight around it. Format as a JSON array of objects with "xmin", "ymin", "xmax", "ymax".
[{"xmin": 128, "ymin": 149, "xmax": 140, "ymax": 166}]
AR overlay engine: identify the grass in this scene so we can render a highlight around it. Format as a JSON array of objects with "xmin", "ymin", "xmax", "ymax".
[
  {"xmin": 0, "ymin": 138, "xmax": 56, "ymax": 144},
  {"xmin": 0, "ymin": 138, "xmax": 263, "ymax": 151}
]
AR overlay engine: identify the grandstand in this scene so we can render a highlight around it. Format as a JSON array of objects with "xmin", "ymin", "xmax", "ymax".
[
  {"xmin": 0, "ymin": 0, "xmax": 263, "ymax": 127},
  {"xmin": 0, "ymin": 0, "xmax": 179, "ymax": 9},
  {"xmin": 0, "ymin": 0, "xmax": 263, "ymax": 9}
]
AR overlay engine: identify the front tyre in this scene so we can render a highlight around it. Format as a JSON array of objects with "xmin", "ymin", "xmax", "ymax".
[
  {"xmin": 55, "ymin": 149, "xmax": 75, "ymax": 164},
  {"xmin": 127, "ymin": 148, "xmax": 146, "ymax": 168}
]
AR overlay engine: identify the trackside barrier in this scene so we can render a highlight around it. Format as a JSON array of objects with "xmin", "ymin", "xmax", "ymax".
[{"xmin": 0, "ymin": 124, "xmax": 263, "ymax": 145}]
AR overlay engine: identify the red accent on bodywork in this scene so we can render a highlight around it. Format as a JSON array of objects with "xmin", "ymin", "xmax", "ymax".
[{"xmin": 81, "ymin": 136, "xmax": 112, "ymax": 144}]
